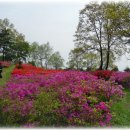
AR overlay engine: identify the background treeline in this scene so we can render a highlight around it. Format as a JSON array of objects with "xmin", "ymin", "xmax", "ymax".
[
  {"xmin": 1, "ymin": 1, "xmax": 130, "ymax": 70},
  {"xmin": 0, "ymin": 18, "xmax": 64, "ymax": 69}
]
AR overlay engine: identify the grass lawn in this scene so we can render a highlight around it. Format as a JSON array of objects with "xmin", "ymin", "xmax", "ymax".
[
  {"xmin": 111, "ymin": 88, "xmax": 130, "ymax": 127},
  {"xmin": 0, "ymin": 65, "xmax": 15, "ymax": 86}
]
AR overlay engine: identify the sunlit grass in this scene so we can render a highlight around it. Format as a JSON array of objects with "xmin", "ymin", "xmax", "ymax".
[
  {"xmin": 111, "ymin": 88, "xmax": 130, "ymax": 127},
  {"xmin": 0, "ymin": 65, "xmax": 15, "ymax": 86}
]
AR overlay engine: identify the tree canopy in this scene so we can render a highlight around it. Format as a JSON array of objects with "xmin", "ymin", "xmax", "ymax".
[
  {"xmin": 0, "ymin": 18, "xmax": 30, "ymax": 62},
  {"xmin": 73, "ymin": 1, "xmax": 130, "ymax": 70}
]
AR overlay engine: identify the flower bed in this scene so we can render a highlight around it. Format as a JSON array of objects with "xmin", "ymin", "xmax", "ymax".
[
  {"xmin": 0, "ymin": 64, "xmax": 124, "ymax": 127},
  {"xmin": 110, "ymin": 72, "xmax": 130, "ymax": 88},
  {"xmin": 0, "ymin": 61, "xmax": 12, "ymax": 67},
  {"xmin": 92, "ymin": 70, "xmax": 113, "ymax": 80},
  {"xmin": 12, "ymin": 64, "xmax": 64, "ymax": 76}
]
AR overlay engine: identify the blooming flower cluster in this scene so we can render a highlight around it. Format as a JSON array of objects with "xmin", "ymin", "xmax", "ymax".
[
  {"xmin": 0, "ymin": 61, "xmax": 12, "ymax": 67},
  {"xmin": 110, "ymin": 71, "xmax": 130, "ymax": 88},
  {"xmin": 92, "ymin": 70, "xmax": 113, "ymax": 80},
  {"xmin": 12, "ymin": 64, "xmax": 64, "ymax": 76},
  {"xmin": 43, "ymin": 71, "xmax": 123, "ymax": 126},
  {"xmin": 0, "ymin": 64, "xmax": 124, "ymax": 127}
]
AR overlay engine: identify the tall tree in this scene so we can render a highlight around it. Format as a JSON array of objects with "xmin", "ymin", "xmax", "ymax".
[
  {"xmin": 37, "ymin": 42, "xmax": 53, "ymax": 68},
  {"xmin": 74, "ymin": 2, "xmax": 130, "ymax": 70},
  {"xmin": 0, "ymin": 18, "xmax": 30, "ymax": 62},
  {"xmin": 49, "ymin": 51, "xmax": 64, "ymax": 69},
  {"xmin": 68, "ymin": 47, "xmax": 98, "ymax": 70},
  {"xmin": 0, "ymin": 28, "xmax": 14, "ymax": 61},
  {"xmin": 28, "ymin": 42, "xmax": 40, "ymax": 66},
  {"xmin": 12, "ymin": 34, "xmax": 30, "ymax": 62},
  {"xmin": 68, "ymin": 48, "xmax": 84, "ymax": 70}
]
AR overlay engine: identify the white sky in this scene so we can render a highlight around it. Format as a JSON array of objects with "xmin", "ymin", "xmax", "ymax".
[{"xmin": 0, "ymin": 0, "xmax": 129, "ymax": 70}]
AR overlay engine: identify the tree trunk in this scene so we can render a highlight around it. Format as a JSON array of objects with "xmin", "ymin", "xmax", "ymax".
[
  {"xmin": 45, "ymin": 62, "xmax": 47, "ymax": 69},
  {"xmin": 2, "ymin": 49, "xmax": 5, "ymax": 61},
  {"xmin": 40, "ymin": 59, "xmax": 43, "ymax": 68},
  {"xmin": 105, "ymin": 46, "xmax": 110, "ymax": 70},
  {"xmin": 55, "ymin": 66, "xmax": 58, "ymax": 70},
  {"xmin": 99, "ymin": 45, "xmax": 103, "ymax": 70}
]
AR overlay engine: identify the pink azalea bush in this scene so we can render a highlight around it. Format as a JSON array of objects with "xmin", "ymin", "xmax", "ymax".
[
  {"xmin": 0, "ymin": 61, "xmax": 12, "ymax": 67},
  {"xmin": 0, "ymin": 70, "xmax": 124, "ymax": 127},
  {"xmin": 110, "ymin": 71, "xmax": 130, "ymax": 88},
  {"xmin": 43, "ymin": 71, "xmax": 123, "ymax": 126}
]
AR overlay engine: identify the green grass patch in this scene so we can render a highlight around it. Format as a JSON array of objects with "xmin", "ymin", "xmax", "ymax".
[
  {"xmin": 111, "ymin": 88, "xmax": 130, "ymax": 127},
  {"xmin": 0, "ymin": 65, "xmax": 15, "ymax": 86}
]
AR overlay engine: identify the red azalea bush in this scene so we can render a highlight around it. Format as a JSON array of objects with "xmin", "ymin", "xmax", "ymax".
[
  {"xmin": 92, "ymin": 70, "xmax": 113, "ymax": 80},
  {"xmin": 12, "ymin": 64, "xmax": 64, "ymax": 76}
]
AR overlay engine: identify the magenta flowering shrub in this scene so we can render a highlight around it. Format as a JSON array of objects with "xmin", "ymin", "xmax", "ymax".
[
  {"xmin": 0, "ymin": 71, "xmax": 124, "ymax": 127},
  {"xmin": 2, "ymin": 75, "xmax": 44, "ymax": 116},
  {"xmin": 110, "ymin": 72, "xmax": 130, "ymax": 88},
  {"xmin": 41, "ymin": 71, "xmax": 123, "ymax": 126}
]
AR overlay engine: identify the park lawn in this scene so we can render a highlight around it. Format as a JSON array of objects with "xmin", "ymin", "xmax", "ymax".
[
  {"xmin": 111, "ymin": 88, "xmax": 130, "ymax": 127},
  {"xmin": 0, "ymin": 65, "xmax": 15, "ymax": 86}
]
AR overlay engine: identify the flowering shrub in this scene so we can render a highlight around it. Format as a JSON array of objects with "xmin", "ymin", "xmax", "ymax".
[
  {"xmin": 110, "ymin": 72, "xmax": 130, "ymax": 88},
  {"xmin": 0, "ymin": 64, "xmax": 124, "ymax": 127},
  {"xmin": 12, "ymin": 64, "xmax": 64, "ymax": 76},
  {"xmin": 92, "ymin": 70, "xmax": 113, "ymax": 80},
  {"xmin": 0, "ymin": 61, "xmax": 12, "ymax": 67},
  {"xmin": 43, "ymin": 71, "xmax": 123, "ymax": 126}
]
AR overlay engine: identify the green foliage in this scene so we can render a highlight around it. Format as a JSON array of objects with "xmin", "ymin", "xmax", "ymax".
[
  {"xmin": 0, "ymin": 18, "xmax": 30, "ymax": 62},
  {"xmin": 28, "ymin": 42, "xmax": 53, "ymax": 68},
  {"xmin": 74, "ymin": 1, "xmax": 130, "ymax": 70},
  {"xmin": 49, "ymin": 51, "xmax": 64, "ymax": 69},
  {"xmin": 28, "ymin": 61, "xmax": 36, "ymax": 66},
  {"xmin": 68, "ymin": 48, "xmax": 98, "ymax": 70},
  {"xmin": 0, "ymin": 56, "xmax": 2, "ymax": 61},
  {"xmin": 31, "ymin": 89, "xmax": 67, "ymax": 126},
  {"xmin": 0, "ymin": 99, "xmax": 35, "ymax": 127}
]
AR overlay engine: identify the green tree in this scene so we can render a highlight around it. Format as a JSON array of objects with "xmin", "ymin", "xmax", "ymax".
[
  {"xmin": 28, "ymin": 42, "xmax": 40, "ymax": 66},
  {"xmin": 0, "ymin": 18, "xmax": 30, "ymax": 62},
  {"xmin": 49, "ymin": 51, "xmax": 64, "ymax": 69},
  {"xmin": 38, "ymin": 42, "xmax": 53, "ymax": 68},
  {"xmin": 28, "ymin": 42, "xmax": 53, "ymax": 68},
  {"xmin": 12, "ymin": 34, "xmax": 30, "ymax": 63},
  {"xmin": 67, "ymin": 48, "xmax": 84, "ymax": 70},
  {"xmin": 0, "ymin": 28, "xmax": 13, "ymax": 61},
  {"xmin": 68, "ymin": 48, "xmax": 98, "ymax": 70},
  {"xmin": 75, "ymin": 2, "xmax": 130, "ymax": 70}
]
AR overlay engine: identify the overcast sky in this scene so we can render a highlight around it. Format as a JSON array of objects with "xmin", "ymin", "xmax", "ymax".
[{"xmin": 0, "ymin": 0, "xmax": 129, "ymax": 70}]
